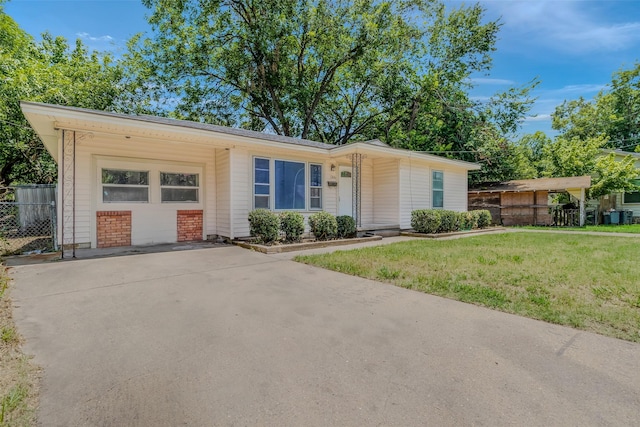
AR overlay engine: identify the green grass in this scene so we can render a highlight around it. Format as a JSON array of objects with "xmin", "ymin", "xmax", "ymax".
[
  {"xmin": 295, "ymin": 233, "xmax": 640, "ymax": 342},
  {"xmin": 522, "ymin": 224, "xmax": 640, "ymax": 234}
]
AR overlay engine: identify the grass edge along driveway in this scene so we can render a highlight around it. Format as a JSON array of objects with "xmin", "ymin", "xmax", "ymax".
[{"xmin": 295, "ymin": 233, "xmax": 640, "ymax": 343}]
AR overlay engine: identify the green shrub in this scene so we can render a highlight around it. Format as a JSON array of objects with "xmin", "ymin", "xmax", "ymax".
[
  {"xmin": 411, "ymin": 209, "xmax": 441, "ymax": 234},
  {"xmin": 470, "ymin": 210, "xmax": 481, "ymax": 229},
  {"xmin": 308, "ymin": 211, "xmax": 337, "ymax": 241},
  {"xmin": 248, "ymin": 209, "xmax": 280, "ymax": 244},
  {"xmin": 476, "ymin": 210, "xmax": 492, "ymax": 228},
  {"xmin": 460, "ymin": 211, "xmax": 477, "ymax": 230},
  {"xmin": 438, "ymin": 210, "xmax": 460, "ymax": 233},
  {"xmin": 280, "ymin": 211, "xmax": 305, "ymax": 242},
  {"xmin": 336, "ymin": 215, "xmax": 357, "ymax": 238}
]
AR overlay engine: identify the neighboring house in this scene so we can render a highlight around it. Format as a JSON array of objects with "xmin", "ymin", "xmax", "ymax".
[
  {"xmin": 21, "ymin": 101, "xmax": 480, "ymax": 251},
  {"xmin": 469, "ymin": 176, "xmax": 592, "ymax": 226},
  {"xmin": 599, "ymin": 149, "xmax": 640, "ymax": 220}
]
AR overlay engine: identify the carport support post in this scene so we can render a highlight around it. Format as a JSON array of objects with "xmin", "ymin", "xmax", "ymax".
[{"xmin": 579, "ymin": 187, "xmax": 586, "ymax": 227}]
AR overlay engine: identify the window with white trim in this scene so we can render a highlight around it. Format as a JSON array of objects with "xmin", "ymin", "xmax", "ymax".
[
  {"xmin": 160, "ymin": 172, "xmax": 199, "ymax": 202},
  {"xmin": 309, "ymin": 164, "xmax": 322, "ymax": 209},
  {"xmin": 253, "ymin": 158, "xmax": 322, "ymax": 210},
  {"xmin": 432, "ymin": 170, "xmax": 444, "ymax": 209},
  {"xmin": 102, "ymin": 169, "xmax": 149, "ymax": 203},
  {"xmin": 254, "ymin": 157, "xmax": 270, "ymax": 208}
]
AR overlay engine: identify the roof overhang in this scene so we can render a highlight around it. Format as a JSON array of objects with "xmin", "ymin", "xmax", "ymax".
[
  {"xmin": 20, "ymin": 101, "xmax": 481, "ymax": 171},
  {"xmin": 330, "ymin": 142, "xmax": 481, "ymax": 171},
  {"xmin": 469, "ymin": 176, "xmax": 592, "ymax": 193}
]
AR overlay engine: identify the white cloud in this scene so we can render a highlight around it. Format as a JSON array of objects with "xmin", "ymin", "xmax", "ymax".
[
  {"xmin": 76, "ymin": 32, "xmax": 114, "ymax": 42},
  {"xmin": 524, "ymin": 114, "xmax": 551, "ymax": 122},
  {"xmin": 480, "ymin": 0, "xmax": 640, "ymax": 54},
  {"xmin": 469, "ymin": 77, "xmax": 515, "ymax": 85}
]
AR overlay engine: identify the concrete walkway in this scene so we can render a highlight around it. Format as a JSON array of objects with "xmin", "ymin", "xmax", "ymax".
[{"xmin": 10, "ymin": 244, "xmax": 640, "ymax": 426}]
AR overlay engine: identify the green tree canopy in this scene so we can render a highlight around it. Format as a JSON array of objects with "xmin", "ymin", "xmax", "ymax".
[
  {"xmin": 0, "ymin": 6, "xmax": 126, "ymax": 184},
  {"xmin": 552, "ymin": 62, "xmax": 640, "ymax": 150},
  {"xmin": 127, "ymin": 0, "xmax": 536, "ymax": 175}
]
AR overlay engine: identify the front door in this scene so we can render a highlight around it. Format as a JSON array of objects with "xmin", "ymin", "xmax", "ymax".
[{"xmin": 338, "ymin": 166, "xmax": 352, "ymax": 216}]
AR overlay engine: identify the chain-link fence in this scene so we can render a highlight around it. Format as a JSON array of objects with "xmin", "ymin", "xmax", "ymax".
[{"xmin": 0, "ymin": 186, "xmax": 57, "ymax": 256}]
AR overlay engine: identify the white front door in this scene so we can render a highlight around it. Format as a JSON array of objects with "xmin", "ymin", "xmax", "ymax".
[{"xmin": 338, "ymin": 166, "xmax": 352, "ymax": 216}]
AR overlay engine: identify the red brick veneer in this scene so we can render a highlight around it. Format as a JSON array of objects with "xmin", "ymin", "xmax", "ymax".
[
  {"xmin": 177, "ymin": 210, "xmax": 203, "ymax": 242},
  {"xmin": 97, "ymin": 211, "xmax": 131, "ymax": 248}
]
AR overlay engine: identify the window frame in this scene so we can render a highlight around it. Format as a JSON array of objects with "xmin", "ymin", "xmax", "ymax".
[
  {"xmin": 252, "ymin": 157, "xmax": 323, "ymax": 211},
  {"xmin": 101, "ymin": 168, "xmax": 150, "ymax": 203},
  {"xmin": 432, "ymin": 170, "xmax": 444, "ymax": 209},
  {"xmin": 623, "ymin": 179, "xmax": 640, "ymax": 204},
  {"xmin": 253, "ymin": 157, "xmax": 271, "ymax": 209},
  {"xmin": 309, "ymin": 163, "xmax": 323, "ymax": 210},
  {"xmin": 159, "ymin": 172, "xmax": 200, "ymax": 203}
]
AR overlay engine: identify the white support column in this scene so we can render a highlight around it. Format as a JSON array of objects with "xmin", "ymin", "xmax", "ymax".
[{"xmin": 579, "ymin": 187, "xmax": 586, "ymax": 227}]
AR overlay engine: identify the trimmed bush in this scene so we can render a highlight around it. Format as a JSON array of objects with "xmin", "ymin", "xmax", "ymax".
[
  {"xmin": 308, "ymin": 211, "xmax": 338, "ymax": 241},
  {"xmin": 336, "ymin": 215, "xmax": 357, "ymax": 238},
  {"xmin": 476, "ymin": 210, "xmax": 492, "ymax": 228},
  {"xmin": 280, "ymin": 211, "xmax": 305, "ymax": 242},
  {"xmin": 460, "ymin": 211, "xmax": 477, "ymax": 230},
  {"xmin": 248, "ymin": 209, "xmax": 280, "ymax": 244},
  {"xmin": 470, "ymin": 210, "xmax": 481, "ymax": 229},
  {"xmin": 438, "ymin": 210, "xmax": 460, "ymax": 233},
  {"xmin": 411, "ymin": 209, "xmax": 441, "ymax": 234}
]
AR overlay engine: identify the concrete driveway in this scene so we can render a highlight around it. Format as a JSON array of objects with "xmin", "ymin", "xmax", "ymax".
[{"xmin": 10, "ymin": 245, "xmax": 640, "ymax": 426}]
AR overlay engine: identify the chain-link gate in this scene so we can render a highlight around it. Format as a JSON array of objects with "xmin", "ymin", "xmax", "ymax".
[{"xmin": 0, "ymin": 186, "xmax": 57, "ymax": 256}]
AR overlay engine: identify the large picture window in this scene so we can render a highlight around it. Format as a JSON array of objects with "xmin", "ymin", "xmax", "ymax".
[
  {"xmin": 624, "ymin": 179, "xmax": 640, "ymax": 203},
  {"xmin": 275, "ymin": 160, "xmax": 305, "ymax": 210},
  {"xmin": 432, "ymin": 170, "xmax": 444, "ymax": 209},
  {"xmin": 253, "ymin": 158, "xmax": 322, "ymax": 210},
  {"xmin": 102, "ymin": 169, "xmax": 149, "ymax": 203},
  {"xmin": 160, "ymin": 172, "xmax": 199, "ymax": 202},
  {"xmin": 254, "ymin": 158, "xmax": 270, "ymax": 208}
]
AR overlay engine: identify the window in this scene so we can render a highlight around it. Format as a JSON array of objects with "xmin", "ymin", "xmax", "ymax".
[
  {"xmin": 275, "ymin": 160, "xmax": 305, "ymax": 210},
  {"xmin": 310, "ymin": 164, "xmax": 322, "ymax": 209},
  {"xmin": 624, "ymin": 179, "xmax": 640, "ymax": 203},
  {"xmin": 102, "ymin": 169, "xmax": 149, "ymax": 202},
  {"xmin": 253, "ymin": 158, "xmax": 322, "ymax": 210},
  {"xmin": 254, "ymin": 158, "xmax": 270, "ymax": 208},
  {"xmin": 160, "ymin": 172, "xmax": 199, "ymax": 202},
  {"xmin": 432, "ymin": 170, "xmax": 444, "ymax": 209}
]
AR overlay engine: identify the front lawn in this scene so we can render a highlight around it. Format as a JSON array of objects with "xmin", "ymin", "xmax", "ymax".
[
  {"xmin": 522, "ymin": 224, "xmax": 640, "ymax": 234},
  {"xmin": 295, "ymin": 233, "xmax": 640, "ymax": 342}
]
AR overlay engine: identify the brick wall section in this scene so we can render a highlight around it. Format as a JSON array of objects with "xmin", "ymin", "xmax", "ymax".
[
  {"xmin": 177, "ymin": 210, "xmax": 203, "ymax": 242},
  {"xmin": 97, "ymin": 211, "xmax": 131, "ymax": 248}
]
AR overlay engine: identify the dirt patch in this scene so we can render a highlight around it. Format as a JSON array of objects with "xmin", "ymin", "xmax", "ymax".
[{"xmin": 0, "ymin": 266, "xmax": 40, "ymax": 426}]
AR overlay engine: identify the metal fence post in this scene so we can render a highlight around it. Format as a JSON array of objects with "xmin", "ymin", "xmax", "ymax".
[{"xmin": 51, "ymin": 200, "xmax": 58, "ymax": 251}]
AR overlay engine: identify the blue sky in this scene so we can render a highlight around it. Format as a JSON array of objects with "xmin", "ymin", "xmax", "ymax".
[{"xmin": 5, "ymin": 0, "xmax": 640, "ymax": 138}]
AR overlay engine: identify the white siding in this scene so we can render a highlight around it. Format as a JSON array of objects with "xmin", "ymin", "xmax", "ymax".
[
  {"xmin": 399, "ymin": 159, "xmax": 430, "ymax": 229},
  {"xmin": 443, "ymin": 167, "xmax": 469, "ymax": 212},
  {"xmin": 215, "ymin": 148, "xmax": 231, "ymax": 238},
  {"xmin": 361, "ymin": 161, "xmax": 374, "ymax": 225},
  {"xmin": 372, "ymin": 158, "xmax": 399, "ymax": 224},
  {"xmin": 231, "ymin": 149, "xmax": 251, "ymax": 238},
  {"xmin": 69, "ymin": 134, "xmax": 215, "ymax": 247},
  {"xmin": 324, "ymin": 159, "xmax": 338, "ymax": 217}
]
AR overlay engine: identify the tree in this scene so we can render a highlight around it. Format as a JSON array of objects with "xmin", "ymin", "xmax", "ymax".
[
  {"xmin": 537, "ymin": 135, "xmax": 638, "ymax": 198},
  {"xmin": 127, "ymin": 0, "xmax": 534, "ymax": 153},
  {"xmin": 0, "ymin": 7, "xmax": 126, "ymax": 184},
  {"xmin": 551, "ymin": 62, "xmax": 640, "ymax": 150}
]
